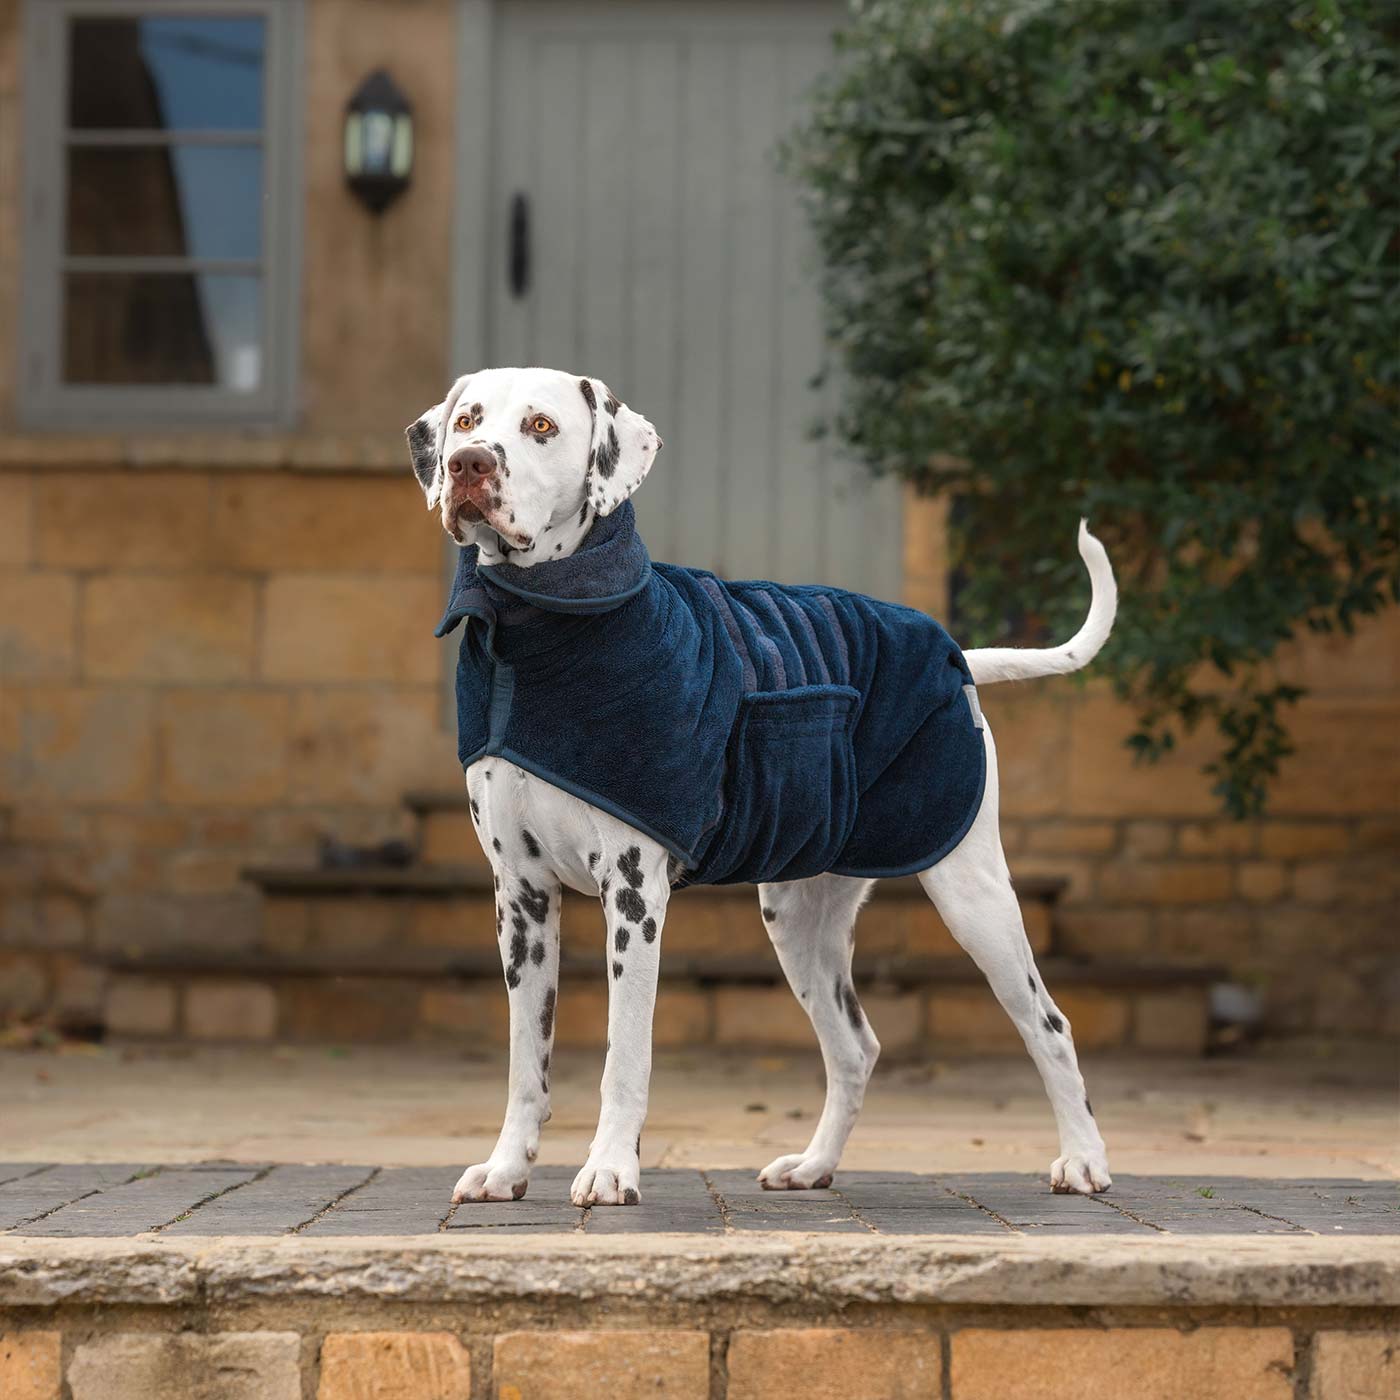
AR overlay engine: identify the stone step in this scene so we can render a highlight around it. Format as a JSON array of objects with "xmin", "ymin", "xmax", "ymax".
[
  {"xmin": 83, "ymin": 948, "xmax": 1216, "ymax": 1054},
  {"xmin": 243, "ymin": 863, "xmax": 1060, "ymax": 962}
]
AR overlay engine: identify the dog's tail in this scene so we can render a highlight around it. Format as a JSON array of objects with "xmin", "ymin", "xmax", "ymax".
[{"xmin": 962, "ymin": 521, "xmax": 1117, "ymax": 687}]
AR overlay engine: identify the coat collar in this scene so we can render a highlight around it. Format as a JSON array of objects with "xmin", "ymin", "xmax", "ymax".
[{"xmin": 435, "ymin": 501, "xmax": 651, "ymax": 637}]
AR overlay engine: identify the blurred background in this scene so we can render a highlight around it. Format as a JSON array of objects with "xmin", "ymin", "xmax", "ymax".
[{"xmin": 0, "ymin": 0, "xmax": 1395, "ymax": 1071}]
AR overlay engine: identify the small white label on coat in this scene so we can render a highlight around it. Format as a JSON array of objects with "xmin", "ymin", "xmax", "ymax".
[{"xmin": 964, "ymin": 684, "xmax": 985, "ymax": 729}]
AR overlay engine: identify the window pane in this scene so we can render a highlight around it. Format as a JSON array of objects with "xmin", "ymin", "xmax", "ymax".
[
  {"xmin": 64, "ymin": 271, "xmax": 262, "ymax": 391},
  {"xmin": 67, "ymin": 146, "xmax": 263, "ymax": 259},
  {"xmin": 69, "ymin": 16, "xmax": 265, "ymax": 131}
]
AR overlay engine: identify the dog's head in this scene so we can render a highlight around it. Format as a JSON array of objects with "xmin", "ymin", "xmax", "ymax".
[{"xmin": 406, "ymin": 366, "xmax": 661, "ymax": 566}]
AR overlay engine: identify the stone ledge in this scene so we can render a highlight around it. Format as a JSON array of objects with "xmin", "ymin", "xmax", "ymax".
[
  {"xmin": 2, "ymin": 1234, "xmax": 1397, "ymax": 1309},
  {"xmin": 0, "ymin": 432, "xmax": 407, "ymax": 475}
]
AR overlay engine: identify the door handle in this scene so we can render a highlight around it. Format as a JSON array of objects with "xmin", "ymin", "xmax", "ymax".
[{"xmin": 509, "ymin": 193, "xmax": 530, "ymax": 299}]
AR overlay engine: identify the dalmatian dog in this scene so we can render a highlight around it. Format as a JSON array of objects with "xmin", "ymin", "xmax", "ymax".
[{"xmin": 407, "ymin": 366, "xmax": 1115, "ymax": 1207}]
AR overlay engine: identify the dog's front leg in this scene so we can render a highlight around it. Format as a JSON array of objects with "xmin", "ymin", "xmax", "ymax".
[
  {"xmin": 452, "ymin": 854, "xmax": 561, "ymax": 1204},
  {"xmin": 570, "ymin": 839, "xmax": 670, "ymax": 1206}
]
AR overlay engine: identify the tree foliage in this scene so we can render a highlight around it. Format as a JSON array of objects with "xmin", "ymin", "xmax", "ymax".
[{"xmin": 788, "ymin": 0, "xmax": 1399, "ymax": 815}]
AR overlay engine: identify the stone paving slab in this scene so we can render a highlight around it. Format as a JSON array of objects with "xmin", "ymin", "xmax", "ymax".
[{"xmin": 0, "ymin": 1164, "xmax": 1395, "ymax": 1237}]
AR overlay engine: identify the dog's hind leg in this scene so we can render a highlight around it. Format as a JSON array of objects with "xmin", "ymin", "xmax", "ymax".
[
  {"xmin": 756, "ymin": 873, "xmax": 877, "ymax": 1189},
  {"xmin": 570, "ymin": 835, "xmax": 671, "ymax": 1206},
  {"xmin": 918, "ymin": 724, "xmax": 1111, "ymax": 1195}
]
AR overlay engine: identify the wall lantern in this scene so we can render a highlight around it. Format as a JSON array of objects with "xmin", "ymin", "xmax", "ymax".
[{"xmin": 343, "ymin": 69, "xmax": 413, "ymax": 213}]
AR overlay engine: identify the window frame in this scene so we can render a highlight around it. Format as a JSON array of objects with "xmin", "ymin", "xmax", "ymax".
[{"xmin": 19, "ymin": 0, "xmax": 304, "ymax": 428}]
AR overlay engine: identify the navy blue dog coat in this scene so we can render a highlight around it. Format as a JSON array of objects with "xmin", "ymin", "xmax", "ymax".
[{"xmin": 436, "ymin": 503, "xmax": 986, "ymax": 886}]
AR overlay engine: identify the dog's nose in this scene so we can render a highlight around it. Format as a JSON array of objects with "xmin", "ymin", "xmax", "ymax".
[{"xmin": 447, "ymin": 444, "xmax": 497, "ymax": 481}]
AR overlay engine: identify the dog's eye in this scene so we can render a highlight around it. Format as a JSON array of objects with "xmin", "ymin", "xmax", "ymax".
[
  {"xmin": 454, "ymin": 413, "xmax": 471, "ymax": 432},
  {"xmin": 531, "ymin": 416, "xmax": 555, "ymax": 435}
]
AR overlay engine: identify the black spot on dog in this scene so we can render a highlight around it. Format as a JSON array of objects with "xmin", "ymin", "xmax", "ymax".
[
  {"xmin": 492, "ymin": 442, "xmax": 508, "ymax": 474},
  {"xmin": 842, "ymin": 983, "xmax": 863, "ymax": 1030},
  {"xmin": 761, "ymin": 906, "xmax": 776, "ymax": 922},
  {"xmin": 521, "ymin": 829, "xmax": 541, "ymax": 859},
  {"xmin": 833, "ymin": 975, "xmax": 843, "ymax": 1010},
  {"xmin": 469, "ymin": 797, "xmax": 480, "ymax": 820},
  {"xmin": 635, "ymin": 1133, "xmax": 641, "ymax": 1155},
  {"xmin": 615, "ymin": 926, "xmax": 630, "ymax": 953},
  {"xmin": 1044, "ymin": 1012, "xmax": 1064, "ymax": 1034},
  {"xmin": 1085, "ymin": 1096, "xmax": 1094, "ymax": 1117},
  {"xmin": 518, "ymin": 878, "xmax": 550, "ymax": 924},
  {"xmin": 594, "ymin": 423, "xmax": 621, "ymax": 479},
  {"xmin": 641, "ymin": 916, "xmax": 657, "ymax": 942},
  {"xmin": 492, "ymin": 837, "xmax": 502, "ymax": 853},
  {"xmin": 506, "ymin": 966, "xmax": 521, "ymax": 990},
  {"xmin": 604, "ymin": 391, "xmax": 621, "ymax": 416},
  {"xmin": 579, "ymin": 501, "xmax": 590, "ymax": 527},
  {"xmin": 622, "ymin": 1187, "xmax": 639, "ymax": 1205},
  {"xmin": 618, "ymin": 846, "xmax": 644, "ymax": 889},
  {"xmin": 483, "ymin": 769, "xmax": 493, "ymax": 780},
  {"xmin": 406, "ymin": 417, "xmax": 436, "ymax": 489},
  {"xmin": 531, "ymin": 940, "xmax": 545, "ymax": 966},
  {"xmin": 510, "ymin": 929, "xmax": 529, "ymax": 968},
  {"xmin": 599, "ymin": 875, "xmax": 611, "ymax": 900},
  {"xmin": 540, "ymin": 988, "xmax": 556, "ymax": 1040},
  {"xmin": 579, "ymin": 378, "xmax": 597, "ymax": 411},
  {"xmin": 615, "ymin": 886, "xmax": 646, "ymax": 924},
  {"xmin": 612, "ymin": 960, "xmax": 624, "ymax": 980},
  {"xmin": 1027, "ymin": 975, "xmax": 1036, "ymax": 993},
  {"xmin": 588, "ymin": 851, "xmax": 599, "ymax": 869}
]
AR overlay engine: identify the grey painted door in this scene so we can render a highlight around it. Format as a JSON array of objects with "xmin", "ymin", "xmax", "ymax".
[{"xmin": 484, "ymin": 0, "xmax": 903, "ymax": 598}]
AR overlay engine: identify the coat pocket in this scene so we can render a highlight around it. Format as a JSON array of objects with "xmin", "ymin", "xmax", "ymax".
[{"xmin": 694, "ymin": 684, "xmax": 861, "ymax": 885}]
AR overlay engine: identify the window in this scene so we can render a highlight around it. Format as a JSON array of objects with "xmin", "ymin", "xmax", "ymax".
[{"xmin": 21, "ymin": 0, "xmax": 302, "ymax": 425}]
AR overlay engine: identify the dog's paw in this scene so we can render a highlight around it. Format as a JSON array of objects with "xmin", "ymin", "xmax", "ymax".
[
  {"xmin": 758, "ymin": 1153, "xmax": 836, "ymax": 1190},
  {"xmin": 1050, "ymin": 1153, "xmax": 1112, "ymax": 1195},
  {"xmin": 452, "ymin": 1159, "xmax": 530, "ymax": 1204},
  {"xmin": 570, "ymin": 1151, "xmax": 641, "ymax": 1206}
]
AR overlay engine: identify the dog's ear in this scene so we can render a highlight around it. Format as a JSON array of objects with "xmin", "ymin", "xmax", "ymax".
[
  {"xmin": 405, "ymin": 374, "xmax": 474, "ymax": 509},
  {"xmin": 578, "ymin": 376, "xmax": 662, "ymax": 517}
]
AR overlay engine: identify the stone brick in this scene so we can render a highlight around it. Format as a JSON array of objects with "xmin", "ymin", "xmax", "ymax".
[
  {"xmin": 1178, "ymin": 821, "xmax": 1259, "ymax": 857},
  {"xmin": 1066, "ymin": 691, "xmax": 1218, "ymax": 818},
  {"xmin": 1055, "ymin": 907, "xmax": 1153, "ymax": 958},
  {"xmin": 7, "ymin": 804, "xmax": 92, "ymax": 844},
  {"xmin": 419, "ymin": 808, "xmax": 480, "ymax": 865},
  {"xmin": 1237, "ymin": 861, "xmax": 1288, "ymax": 902},
  {"xmin": 0, "ymin": 952, "xmax": 48, "ymax": 1016},
  {"xmin": 68, "ymin": 1331, "xmax": 300, "ymax": 1400},
  {"xmin": 96, "ymin": 891, "xmax": 259, "ymax": 956},
  {"xmin": 0, "ymin": 571, "xmax": 77, "ymax": 678},
  {"xmin": 1271, "ymin": 698, "xmax": 1400, "ymax": 816},
  {"xmin": 104, "ymin": 975, "xmax": 177, "ymax": 1036},
  {"xmin": 318, "ymin": 1332, "xmax": 470, "ymax": 1400},
  {"xmin": 159, "ymin": 690, "xmax": 290, "ymax": 805},
  {"xmin": 211, "ymin": 477, "xmax": 433, "ymax": 573},
  {"xmin": 1095, "ymin": 861, "xmax": 1234, "ymax": 905},
  {"xmin": 715, "ymin": 985, "xmax": 816, "ymax": 1048},
  {"xmin": 1283, "ymin": 604, "xmax": 1400, "ymax": 694},
  {"xmin": 0, "ymin": 476, "xmax": 32, "ymax": 565},
  {"xmin": 1055, "ymin": 988, "xmax": 1131, "ymax": 1049},
  {"xmin": 927, "ymin": 987, "xmax": 1021, "ymax": 1050},
  {"xmin": 653, "ymin": 985, "xmax": 714, "ymax": 1047},
  {"xmin": 1354, "ymin": 819, "xmax": 1400, "ymax": 854},
  {"xmin": 261, "ymin": 576, "xmax": 441, "ymax": 682},
  {"xmin": 53, "ymin": 961, "xmax": 106, "ymax": 1023},
  {"xmin": 1122, "ymin": 820, "xmax": 1175, "ymax": 858},
  {"xmin": 83, "ymin": 574, "xmax": 256, "ymax": 681},
  {"xmin": 261, "ymin": 898, "xmax": 312, "ymax": 953},
  {"xmin": 1024, "ymin": 822, "xmax": 1119, "ymax": 856},
  {"xmin": 281, "ymin": 977, "xmax": 418, "ymax": 1042},
  {"xmin": 951, "ymin": 1327, "xmax": 1293, "ymax": 1400},
  {"xmin": 553, "ymin": 983, "xmax": 609, "ymax": 1048},
  {"xmin": 493, "ymin": 1330, "xmax": 709, "ymax": 1400},
  {"xmin": 0, "ymin": 687, "xmax": 154, "ymax": 801},
  {"xmin": 1310, "ymin": 1331, "xmax": 1400, "ymax": 1400},
  {"xmin": 1155, "ymin": 906, "xmax": 1255, "ymax": 959},
  {"xmin": 417, "ymin": 986, "xmax": 509, "ymax": 1042},
  {"xmin": 728, "ymin": 1328, "xmax": 941, "ymax": 1400},
  {"xmin": 0, "ymin": 893, "xmax": 89, "ymax": 949},
  {"xmin": 163, "ymin": 850, "xmax": 249, "ymax": 896},
  {"xmin": 1258, "ymin": 822, "xmax": 1351, "ymax": 859},
  {"xmin": 1133, "ymin": 990, "xmax": 1209, "ymax": 1053},
  {"xmin": 92, "ymin": 810, "xmax": 193, "ymax": 849},
  {"xmin": 408, "ymin": 896, "xmax": 495, "ymax": 949},
  {"xmin": 36, "ymin": 472, "xmax": 211, "ymax": 569},
  {"xmin": 287, "ymin": 690, "xmax": 443, "ymax": 804},
  {"xmin": 0, "ymin": 1331, "xmax": 61, "ymax": 1400},
  {"xmin": 990, "ymin": 693, "xmax": 1074, "ymax": 818},
  {"xmin": 185, "ymin": 980, "xmax": 278, "ymax": 1040},
  {"xmin": 1293, "ymin": 861, "xmax": 1341, "ymax": 904}
]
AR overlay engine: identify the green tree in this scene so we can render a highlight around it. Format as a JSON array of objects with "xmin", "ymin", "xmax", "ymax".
[{"xmin": 788, "ymin": 0, "xmax": 1399, "ymax": 815}]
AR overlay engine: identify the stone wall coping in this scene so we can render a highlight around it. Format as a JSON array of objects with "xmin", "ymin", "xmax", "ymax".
[
  {"xmin": 0, "ymin": 432, "xmax": 407, "ymax": 475},
  {"xmin": 2, "ymin": 1234, "xmax": 1396, "ymax": 1310}
]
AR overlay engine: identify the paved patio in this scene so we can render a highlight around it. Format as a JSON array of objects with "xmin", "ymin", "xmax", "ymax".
[{"xmin": 1, "ymin": 1161, "xmax": 1396, "ymax": 1238}]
